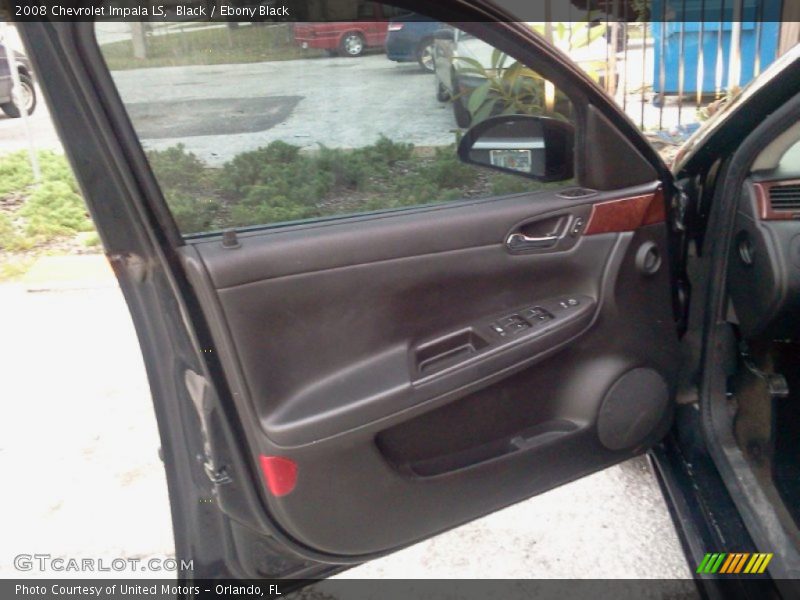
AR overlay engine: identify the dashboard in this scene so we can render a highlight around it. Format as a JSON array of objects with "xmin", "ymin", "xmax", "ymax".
[{"xmin": 728, "ymin": 175, "xmax": 800, "ymax": 339}]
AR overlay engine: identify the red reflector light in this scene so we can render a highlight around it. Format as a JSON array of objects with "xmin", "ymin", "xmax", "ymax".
[
  {"xmin": 259, "ymin": 455, "xmax": 298, "ymax": 497},
  {"xmin": 388, "ymin": 23, "xmax": 404, "ymax": 31}
]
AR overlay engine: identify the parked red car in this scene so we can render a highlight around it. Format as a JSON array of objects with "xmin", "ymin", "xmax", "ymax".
[{"xmin": 293, "ymin": 1, "xmax": 408, "ymax": 56}]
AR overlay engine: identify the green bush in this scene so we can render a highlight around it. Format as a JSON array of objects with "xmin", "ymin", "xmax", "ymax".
[
  {"xmin": 489, "ymin": 173, "xmax": 542, "ymax": 196},
  {"xmin": 81, "ymin": 232, "xmax": 101, "ymax": 247},
  {"xmin": 0, "ymin": 212, "xmax": 17, "ymax": 250},
  {"xmin": 0, "ymin": 152, "xmax": 38, "ymax": 196},
  {"xmin": 218, "ymin": 142, "xmax": 303, "ymax": 195},
  {"xmin": 314, "ymin": 145, "xmax": 371, "ymax": 190},
  {"xmin": 21, "ymin": 181, "xmax": 92, "ymax": 237},
  {"xmin": 0, "ymin": 151, "xmax": 91, "ymax": 251},
  {"xmin": 164, "ymin": 191, "xmax": 222, "ymax": 234},
  {"xmin": 421, "ymin": 146, "xmax": 478, "ymax": 190},
  {"xmin": 361, "ymin": 135, "xmax": 414, "ymax": 166},
  {"xmin": 0, "ymin": 150, "xmax": 78, "ymax": 196},
  {"xmin": 147, "ymin": 145, "xmax": 228, "ymax": 233},
  {"xmin": 141, "ymin": 138, "xmax": 548, "ymax": 234},
  {"xmin": 230, "ymin": 193, "xmax": 318, "ymax": 225},
  {"xmin": 146, "ymin": 144, "xmax": 208, "ymax": 190}
]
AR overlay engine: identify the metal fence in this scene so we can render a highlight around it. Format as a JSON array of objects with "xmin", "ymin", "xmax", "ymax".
[{"xmin": 558, "ymin": 0, "xmax": 791, "ymax": 147}]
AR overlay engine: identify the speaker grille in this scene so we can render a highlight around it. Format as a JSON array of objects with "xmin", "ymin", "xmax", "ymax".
[{"xmin": 597, "ymin": 368, "xmax": 669, "ymax": 451}]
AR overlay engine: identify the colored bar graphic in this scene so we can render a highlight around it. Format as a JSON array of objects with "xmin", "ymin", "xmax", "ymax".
[
  {"xmin": 759, "ymin": 554, "xmax": 774, "ymax": 574},
  {"xmin": 734, "ymin": 553, "xmax": 750, "ymax": 573},
  {"xmin": 744, "ymin": 554, "xmax": 760, "ymax": 574},
  {"xmin": 699, "ymin": 552, "xmax": 774, "ymax": 575},
  {"xmin": 711, "ymin": 553, "xmax": 726, "ymax": 573},
  {"xmin": 696, "ymin": 554, "xmax": 712, "ymax": 574},
  {"xmin": 719, "ymin": 554, "xmax": 735, "ymax": 574}
]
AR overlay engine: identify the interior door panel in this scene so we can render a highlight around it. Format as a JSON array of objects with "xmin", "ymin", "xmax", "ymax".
[
  {"xmin": 17, "ymin": 3, "xmax": 684, "ymax": 579},
  {"xmin": 178, "ymin": 182, "xmax": 680, "ymax": 556}
]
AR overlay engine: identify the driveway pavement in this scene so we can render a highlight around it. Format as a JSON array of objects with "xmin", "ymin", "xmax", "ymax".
[
  {"xmin": 1, "ymin": 55, "xmax": 455, "ymax": 164},
  {"xmin": 109, "ymin": 54, "xmax": 457, "ymax": 165},
  {"xmin": 0, "ymin": 86, "xmax": 63, "ymax": 154},
  {"xmin": 0, "ymin": 260, "xmax": 693, "ymax": 582}
]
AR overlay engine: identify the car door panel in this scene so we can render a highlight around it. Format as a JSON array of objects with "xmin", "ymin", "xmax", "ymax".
[
  {"xmin": 18, "ymin": 2, "xmax": 683, "ymax": 576},
  {"xmin": 177, "ymin": 181, "xmax": 679, "ymax": 555}
]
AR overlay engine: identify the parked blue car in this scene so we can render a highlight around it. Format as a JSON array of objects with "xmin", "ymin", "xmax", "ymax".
[{"xmin": 385, "ymin": 16, "xmax": 442, "ymax": 72}]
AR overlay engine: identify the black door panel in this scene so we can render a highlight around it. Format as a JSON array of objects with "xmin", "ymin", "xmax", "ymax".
[
  {"xmin": 19, "ymin": 4, "xmax": 682, "ymax": 577},
  {"xmin": 178, "ymin": 184, "xmax": 679, "ymax": 556}
]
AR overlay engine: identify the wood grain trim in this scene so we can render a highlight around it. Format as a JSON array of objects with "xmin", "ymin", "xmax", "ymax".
[
  {"xmin": 753, "ymin": 180, "xmax": 800, "ymax": 220},
  {"xmin": 584, "ymin": 189, "xmax": 665, "ymax": 235}
]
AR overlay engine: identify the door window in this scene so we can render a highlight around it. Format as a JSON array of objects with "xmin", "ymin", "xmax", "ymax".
[{"xmin": 95, "ymin": 6, "xmax": 575, "ymax": 235}]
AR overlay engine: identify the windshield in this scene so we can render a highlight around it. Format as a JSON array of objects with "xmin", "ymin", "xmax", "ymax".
[{"xmin": 674, "ymin": 44, "xmax": 800, "ymax": 173}]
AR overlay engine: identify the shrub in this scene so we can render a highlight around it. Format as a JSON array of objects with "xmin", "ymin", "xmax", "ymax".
[
  {"xmin": 0, "ymin": 152, "xmax": 38, "ymax": 196},
  {"xmin": 0, "ymin": 150, "xmax": 78, "ymax": 196},
  {"xmin": 0, "ymin": 212, "xmax": 17, "ymax": 250},
  {"xmin": 81, "ymin": 232, "xmax": 101, "ymax": 247},
  {"xmin": 20, "ymin": 181, "xmax": 92, "ymax": 237},
  {"xmin": 361, "ymin": 135, "xmax": 414, "ymax": 166},
  {"xmin": 422, "ymin": 146, "xmax": 478, "ymax": 190},
  {"xmin": 218, "ymin": 142, "xmax": 303, "ymax": 195},
  {"xmin": 146, "ymin": 144, "xmax": 209, "ymax": 191},
  {"xmin": 164, "ymin": 191, "xmax": 221, "ymax": 234},
  {"xmin": 229, "ymin": 193, "xmax": 318, "ymax": 225},
  {"xmin": 489, "ymin": 173, "xmax": 541, "ymax": 196},
  {"xmin": 138, "ymin": 138, "xmax": 548, "ymax": 234},
  {"xmin": 315, "ymin": 145, "xmax": 372, "ymax": 190},
  {"xmin": 39, "ymin": 152, "xmax": 80, "ymax": 192}
]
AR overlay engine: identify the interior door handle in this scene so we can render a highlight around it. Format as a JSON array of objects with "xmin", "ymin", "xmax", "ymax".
[{"xmin": 506, "ymin": 232, "xmax": 559, "ymax": 251}]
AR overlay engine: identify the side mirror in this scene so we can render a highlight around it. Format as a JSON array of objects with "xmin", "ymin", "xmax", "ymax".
[
  {"xmin": 433, "ymin": 28, "xmax": 455, "ymax": 41},
  {"xmin": 457, "ymin": 115, "xmax": 574, "ymax": 182}
]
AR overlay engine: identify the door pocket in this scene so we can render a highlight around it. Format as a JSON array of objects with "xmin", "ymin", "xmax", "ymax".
[{"xmin": 383, "ymin": 419, "xmax": 581, "ymax": 477}]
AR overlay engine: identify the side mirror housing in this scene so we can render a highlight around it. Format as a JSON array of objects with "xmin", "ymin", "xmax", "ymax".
[{"xmin": 457, "ymin": 115, "xmax": 574, "ymax": 182}]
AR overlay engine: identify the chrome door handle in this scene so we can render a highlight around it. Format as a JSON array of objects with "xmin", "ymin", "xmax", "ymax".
[{"xmin": 506, "ymin": 232, "xmax": 559, "ymax": 251}]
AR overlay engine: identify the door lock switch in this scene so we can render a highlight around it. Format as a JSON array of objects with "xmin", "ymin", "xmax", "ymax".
[{"xmin": 558, "ymin": 298, "xmax": 580, "ymax": 309}]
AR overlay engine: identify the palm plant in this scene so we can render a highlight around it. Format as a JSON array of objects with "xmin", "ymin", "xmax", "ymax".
[
  {"xmin": 454, "ymin": 49, "xmax": 548, "ymax": 123},
  {"xmin": 453, "ymin": 22, "xmax": 607, "ymax": 124}
]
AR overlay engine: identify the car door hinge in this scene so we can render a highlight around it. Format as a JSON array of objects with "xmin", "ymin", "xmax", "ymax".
[
  {"xmin": 671, "ymin": 187, "xmax": 689, "ymax": 233},
  {"xmin": 739, "ymin": 342, "xmax": 790, "ymax": 400},
  {"xmin": 203, "ymin": 461, "xmax": 233, "ymax": 485},
  {"xmin": 185, "ymin": 369, "xmax": 233, "ymax": 486}
]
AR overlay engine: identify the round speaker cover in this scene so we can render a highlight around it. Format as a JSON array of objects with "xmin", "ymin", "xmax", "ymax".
[{"xmin": 597, "ymin": 368, "xmax": 669, "ymax": 451}]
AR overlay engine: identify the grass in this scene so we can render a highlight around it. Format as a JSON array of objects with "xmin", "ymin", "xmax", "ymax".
[
  {"xmin": 99, "ymin": 23, "xmax": 323, "ymax": 71},
  {"xmin": 146, "ymin": 139, "xmax": 558, "ymax": 234},
  {"xmin": 0, "ymin": 150, "xmax": 97, "ymax": 280},
  {"xmin": 0, "ymin": 256, "xmax": 35, "ymax": 281}
]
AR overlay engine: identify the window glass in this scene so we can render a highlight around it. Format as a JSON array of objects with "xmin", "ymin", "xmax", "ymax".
[
  {"xmin": 777, "ymin": 138, "xmax": 800, "ymax": 174},
  {"xmin": 357, "ymin": 1, "xmax": 376, "ymax": 19},
  {"xmin": 95, "ymin": 6, "xmax": 575, "ymax": 235}
]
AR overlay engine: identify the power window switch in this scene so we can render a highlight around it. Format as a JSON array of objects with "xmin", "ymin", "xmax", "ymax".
[
  {"xmin": 508, "ymin": 321, "xmax": 530, "ymax": 333},
  {"xmin": 523, "ymin": 307, "xmax": 552, "ymax": 322}
]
